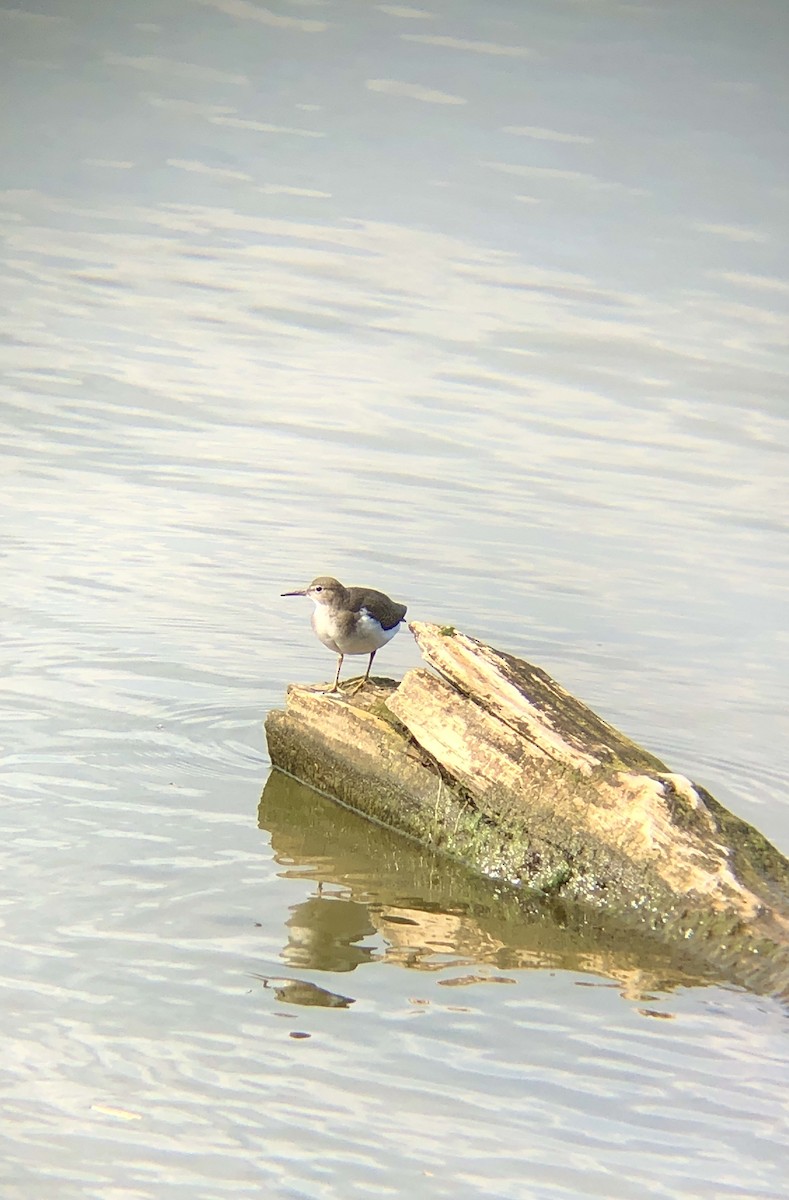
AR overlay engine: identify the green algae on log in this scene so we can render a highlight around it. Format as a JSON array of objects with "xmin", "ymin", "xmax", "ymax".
[{"xmin": 265, "ymin": 621, "xmax": 789, "ymax": 998}]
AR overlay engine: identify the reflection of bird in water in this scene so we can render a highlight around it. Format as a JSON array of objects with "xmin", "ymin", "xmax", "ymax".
[
  {"xmin": 283, "ymin": 895, "xmax": 378, "ymax": 972},
  {"xmin": 251, "ymin": 974, "xmax": 354, "ymax": 1009}
]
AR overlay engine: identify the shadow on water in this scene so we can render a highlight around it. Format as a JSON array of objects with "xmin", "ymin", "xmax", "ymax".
[{"xmin": 258, "ymin": 769, "xmax": 724, "ymax": 1007}]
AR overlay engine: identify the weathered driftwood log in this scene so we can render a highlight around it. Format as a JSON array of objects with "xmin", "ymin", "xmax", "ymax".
[{"xmin": 265, "ymin": 622, "xmax": 789, "ymax": 997}]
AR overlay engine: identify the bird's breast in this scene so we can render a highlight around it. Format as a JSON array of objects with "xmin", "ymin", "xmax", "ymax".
[
  {"xmin": 311, "ymin": 606, "xmax": 342, "ymax": 654},
  {"xmin": 312, "ymin": 605, "xmax": 400, "ymax": 655}
]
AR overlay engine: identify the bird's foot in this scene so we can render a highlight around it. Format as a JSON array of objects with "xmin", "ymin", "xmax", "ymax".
[{"xmin": 341, "ymin": 676, "xmax": 369, "ymax": 697}]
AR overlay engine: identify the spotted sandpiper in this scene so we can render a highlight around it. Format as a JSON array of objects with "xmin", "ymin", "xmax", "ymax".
[{"xmin": 281, "ymin": 576, "xmax": 407, "ymax": 694}]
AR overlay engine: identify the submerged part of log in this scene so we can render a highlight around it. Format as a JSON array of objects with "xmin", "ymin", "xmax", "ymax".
[
  {"xmin": 265, "ymin": 622, "xmax": 789, "ymax": 997},
  {"xmin": 258, "ymin": 768, "xmax": 723, "ymax": 1000}
]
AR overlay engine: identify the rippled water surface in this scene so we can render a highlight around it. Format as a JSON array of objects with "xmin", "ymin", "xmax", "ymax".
[{"xmin": 2, "ymin": 0, "xmax": 788, "ymax": 1196}]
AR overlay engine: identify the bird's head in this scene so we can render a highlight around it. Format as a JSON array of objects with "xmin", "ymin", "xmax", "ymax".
[{"xmin": 281, "ymin": 576, "xmax": 346, "ymax": 606}]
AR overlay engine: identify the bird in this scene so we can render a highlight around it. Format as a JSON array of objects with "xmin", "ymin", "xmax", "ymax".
[{"xmin": 281, "ymin": 576, "xmax": 407, "ymax": 694}]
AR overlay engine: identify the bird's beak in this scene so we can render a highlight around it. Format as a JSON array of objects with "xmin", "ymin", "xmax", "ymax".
[{"xmin": 281, "ymin": 588, "xmax": 307, "ymax": 597}]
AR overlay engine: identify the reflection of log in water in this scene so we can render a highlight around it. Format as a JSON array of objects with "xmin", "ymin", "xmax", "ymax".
[
  {"xmin": 259, "ymin": 770, "xmax": 720, "ymax": 1002},
  {"xmin": 265, "ymin": 623, "xmax": 789, "ymax": 1000}
]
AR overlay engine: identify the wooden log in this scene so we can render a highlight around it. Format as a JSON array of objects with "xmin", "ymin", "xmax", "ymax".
[{"xmin": 265, "ymin": 621, "xmax": 789, "ymax": 997}]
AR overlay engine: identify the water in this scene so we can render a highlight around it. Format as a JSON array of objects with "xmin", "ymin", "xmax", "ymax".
[{"xmin": 1, "ymin": 0, "xmax": 788, "ymax": 1196}]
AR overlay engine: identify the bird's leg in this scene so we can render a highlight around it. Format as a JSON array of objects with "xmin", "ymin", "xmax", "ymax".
[
  {"xmin": 345, "ymin": 651, "xmax": 376, "ymax": 696},
  {"xmin": 327, "ymin": 654, "xmax": 344, "ymax": 693}
]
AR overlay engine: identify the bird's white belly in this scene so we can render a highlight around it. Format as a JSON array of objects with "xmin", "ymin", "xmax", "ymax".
[{"xmin": 312, "ymin": 606, "xmax": 400, "ymax": 656}]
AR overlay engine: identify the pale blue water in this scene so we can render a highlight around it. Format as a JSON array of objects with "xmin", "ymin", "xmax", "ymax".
[{"xmin": 1, "ymin": 1, "xmax": 788, "ymax": 1197}]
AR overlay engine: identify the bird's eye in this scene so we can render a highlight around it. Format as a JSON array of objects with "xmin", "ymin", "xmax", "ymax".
[{"xmin": 314, "ymin": 586, "xmax": 323, "ymax": 593}]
